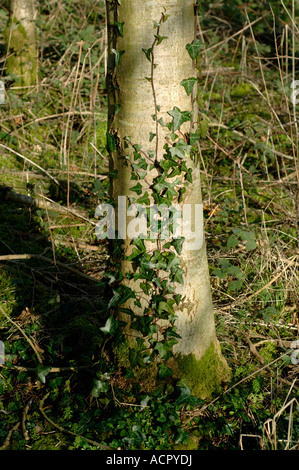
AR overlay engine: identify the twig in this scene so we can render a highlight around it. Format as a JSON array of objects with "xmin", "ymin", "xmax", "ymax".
[
  {"xmin": 201, "ymin": 17, "xmax": 262, "ymax": 54},
  {"xmin": 0, "ymin": 143, "xmax": 60, "ymax": 186},
  {"xmin": 0, "ymin": 363, "xmax": 94, "ymax": 373},
  {"xmin": 39, "ymin": 393, "xmax": 111, "ymax": 449},
  {"xmin": 0, "ymin": 422, "xmax": 20, "ymax": 450},
  {"xmin": 22, "ymin": 400, "xmax": 32, "ymax": 441}
]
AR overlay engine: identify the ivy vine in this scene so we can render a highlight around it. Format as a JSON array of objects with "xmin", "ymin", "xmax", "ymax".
[{"xmin": 102, "ymin": 10, "xmax": 206, "ymax": 382}]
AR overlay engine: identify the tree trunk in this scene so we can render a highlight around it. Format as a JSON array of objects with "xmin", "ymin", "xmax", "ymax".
[
  {"xmin": 5, "ymin": 0, "xmax": 37, "ymax": 87},
  {"xmin": 105, "ymin": 0, "xmax": 230, "ymax": 398}
]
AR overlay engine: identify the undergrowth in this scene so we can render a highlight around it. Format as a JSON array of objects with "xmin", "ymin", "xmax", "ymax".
[{"xmin": 0, "ymin": 0, "xmax": 298, "ymax": 451}]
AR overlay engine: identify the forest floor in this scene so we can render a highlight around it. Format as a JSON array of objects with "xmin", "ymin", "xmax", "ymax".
[{"xmin": 0, "ymin": 1, "xmax": 298, "ymax": 451}]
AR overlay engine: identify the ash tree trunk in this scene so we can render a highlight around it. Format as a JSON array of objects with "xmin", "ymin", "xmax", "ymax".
[
  {"xmin": 104, "ymin": 0, "xmax": 230, "ymax": 398},
  {"xmin": 5, "ymin": 0, "xmax": 37, "ymax": 87}
]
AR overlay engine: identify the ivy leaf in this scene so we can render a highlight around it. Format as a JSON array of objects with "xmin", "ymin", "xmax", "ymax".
[
  {"xmin": 180, "ymin": 77, "xmax": 197, "ymax": 96},
  {"xmin": 185, "ymin": 168, "xmax": 193, "ymax": 183},
  {"xmin": 158, "ymin": 300, "xmax": 175, "ymax": 315},
  {"xmin": 173, "ymin": 267, "xmax": 184, "ymax": 284},
  {"xmin": 154, "ymin": 34, "xmax": 168, "ymax": 45},
  {"xmin": 189, "ymin": 129, "xmax": 201, "ymax": 145},
  {"xmin": 112, "ymin": 48, "xmax": 125, "ymax": 67},
  {"xmin": 136, "ymin": 191, "xmax": 150, "ymax": 205},
  {"xmin": 100, "ymin": 314, "xmax": 115, "ymax": 334},
  {"xmin": 130, "ymin": 182, "xmax": 143, "ymax": 195},
  {"xmin": 106, "ymin": 132, "xmax": 116, "ymax": 153},
  {"xmin": 91, "ymin": 379, "xmax": 109, "ymax": 397},
  {"xmin": 114, "ymin": 21, "xmax": 124, "ymax": 37},
  {"xmin": 172, "ymin": 237, "xmax": 185, "ymax": 255},
  {"xmin": 36, "ymin": 364, "xmax": 51, "ymax": 384},
  {"xmin": 142, "ymin": 47, "xmax": 153, "ymax": 61},
  {"xmin": 167, "ymin": 107, "xmax": 191, "ymax": 132},
  {"xmin": 129, "ymin": 348, "xmax": 139, "ymax": 368},
  {"xmin": 185, "ymin": 39, "xmax": 203, "ymax": 60},
  {"xmin": 175, "ymin": 387, "xmax": 191, "ymax": 405},
  {"xmin": 158, "ymin": 363, "xmax": 173, "ymax": 379},
  {"xmin": 154, "ymin": 342, "xmax": 170, "ymax": 359}
]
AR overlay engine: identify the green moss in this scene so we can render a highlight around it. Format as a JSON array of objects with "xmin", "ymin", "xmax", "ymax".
[
  {"xmin": 175, "ymin": 342, "xmax": 231, "ymax": 399},
  {"xmin": 114, "ymin": 339, "xmax": 161, "ymax": 393},
  {"xmin": 173, "ymin": 436, "xmax": 199, "ymax": 450},
  {"xmin": 230, "ymin": 82, "xmax": 255, "ymax": 98},
  {"xmin": 259, "ymin": 342, "xmax": 278, "ymax": 362},
  {"xmin": 4, "ymin": 17, "xmax": 37, "ymax": 87}
]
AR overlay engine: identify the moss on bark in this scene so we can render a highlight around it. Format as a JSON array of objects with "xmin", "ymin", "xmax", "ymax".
[
  {"xmin": 174, "ymin": 342, "xmax": 231, "ymax": 399},
  {"xmin": 4, "ymin": 17, "xmax": 37, "ymax": 87}
]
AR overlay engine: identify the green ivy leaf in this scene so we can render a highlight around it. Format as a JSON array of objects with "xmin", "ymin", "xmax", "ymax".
[
  {"xmin": 167, "ymin": 107, "xmax": 191, "ymax": 132},
  {"xmin": 180, "ymin": 77, "xmax": 197, "ymax": 96},
  {"xmin": 142, "ymin": 47, "xmax": 153, "ymax": 61},
  {"xmin": 136, "ymin": 192, "xmax": 150, "ymax": 205},
  {"xmin": 185, "ymin": 39, "xmax": 203, "ymax": 60},
  {"xmin": 158, "ymin": 363, "xmax": 173, "ymax": 379},
  {"xmin": 91, "ymin": 379, "xmax": 109, "ymax": 397},
  {"xmin": 172, "ymin": 238, "xmax": 185, "ymax": 255},
  {"xmin": 175, "ymin": 387, "xmax": 191, "ymax": 405},
  {"xmin": 130, "ymin": 182, "xmax": 143, "ymax": 195},
  {"xmin": 129, "ymin": 348, "xmax": 139, "ymax": 368},
  {"xmin": 154, "ymin": 34, "xmax": 168, "ymax": 45},
  {"xmin": 36, "ymin": 364, "xmax": 52, "ymax": 384},
  {"xmin": 106, "ymin": 132, "xmax": 115, "ymax": 152},
  {"xmin": 154, "ymin": 341, "xmax": 171, "ymax": 359},
  {"xmin": 112, "ymin": 48, "xmax": 125, "ymax": 67},
  {"xmin": 100, "ymin": 314, "xmax": 115, "ymax": 334},
  {"xmin": 114, "ymin": 21, "xmax": 124, "ymax": 37},
  {"xmin": 173, "ymin": 267, "xmax": 184, "ymax": 284}
]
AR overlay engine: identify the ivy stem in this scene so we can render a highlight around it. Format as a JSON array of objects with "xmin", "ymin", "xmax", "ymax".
[{"xmin": 150, "ymin": 13, "xmax": 166, "ymax": 162}]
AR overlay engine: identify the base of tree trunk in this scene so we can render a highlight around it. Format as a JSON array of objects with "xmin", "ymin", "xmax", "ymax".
[
  {"xmin": 169, "ymin": 341, "xmax": 231, "ymax": 399},
  {"xmin": 113, "ymin": 337, "xmax": 230, "ymax": 399}
]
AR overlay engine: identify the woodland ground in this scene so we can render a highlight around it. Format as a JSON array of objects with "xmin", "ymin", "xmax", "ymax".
[{"xmin": 0, "ymin": 0, "xmax": 298, "ymax": 451}]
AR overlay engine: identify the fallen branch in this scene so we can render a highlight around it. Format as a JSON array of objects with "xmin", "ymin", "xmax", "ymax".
[
  {"xmin": 0, "ymin": 422, "xmax": 20, "ymax": 451},
  {"xmin": 0, "ymin": 143, "xmax": 60, "ymax": 186},
  {"xmin": 0, "ymin": 185, "xmax": 94, "ymax": 224},
  {"xmin": 39, "ymin": 393, "xmax": 111, "ymax": 449},
  {"xmin": 0, "ymin": 253, "xmax": 99, "ymax": 283}
]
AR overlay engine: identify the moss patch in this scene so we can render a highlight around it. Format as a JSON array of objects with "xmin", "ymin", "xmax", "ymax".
[
  {"xmin": 4, "ymin": 17, "xmax": 37, "ymax": 87},
  {"xmin": 114, "ymin": 338, "xmax": 160, "ymax": 394},
  {"xmin": 175, "ymin": 342, "xmax": 231, "ymax": 399}
]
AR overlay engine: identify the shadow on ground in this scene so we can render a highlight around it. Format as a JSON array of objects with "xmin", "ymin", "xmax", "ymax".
[{"xmin": 0, "ymin": 196, "xmax": 110, "ymax": 373}]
